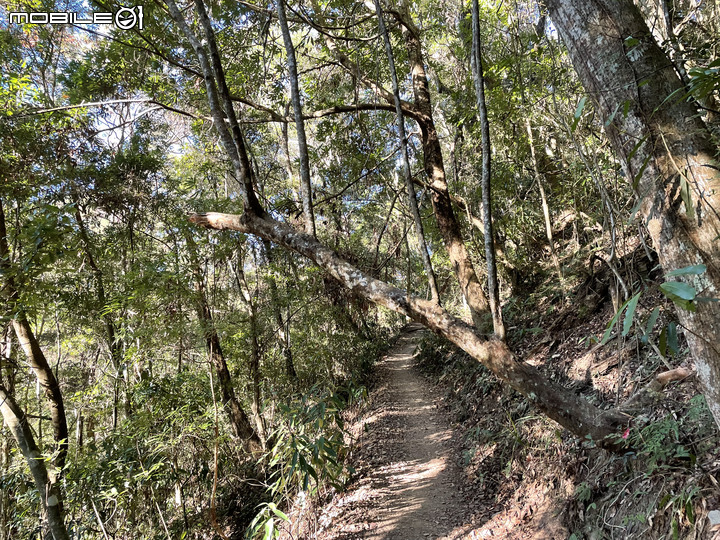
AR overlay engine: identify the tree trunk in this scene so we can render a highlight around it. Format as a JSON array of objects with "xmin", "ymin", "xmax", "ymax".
[
  {"xmin": 0, "ymin": 201, "xmax": 69, "ymax": 470},
  {"xmin": 176, "ymin": 0, "xmax": 656, "ymax": 450},
  {"xmin": 547, "ymin": 0, "xmax": 720, "ymax": 427},
  {"xmin": 374, "ymin": 0, "xmax": 440, "ymax": 305},
  {"xmin": 277, "ymin": 0, "xmax": 316, "ymax": 237},
  {"xmin": 73, "ymin": 204, "xmax": 131, "ymax": 420},
  {"xmin": 231, "ymin": 252, "xmax": 267, "ymax": 444},
  {"xmin": 184, "ymin": 232, "xmax": 262, "ymax": 453},
  {"xmin": 394, "ymin": 6, "xmax": 490, "ymax": 329},
  {"xmin": 262, "ymin": 241, "xmax": 297, "ymax": 379},
  {"xmin": 0, "ymin": 384, "xmax": 70, "ymax": 540},
  {"xmin": 525, "ymin": 119, "xmax": 563, "ymax": 284},
  {"xmin": 189, "ymin": 210, "xmax": 632, "ymax": 449},
  {"xmin": 470, "ymin": 0, "xmax": 506, "ymax": 340}
]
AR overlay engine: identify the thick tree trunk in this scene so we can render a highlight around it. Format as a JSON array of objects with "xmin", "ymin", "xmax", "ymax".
[
  {"xmin": 11, "ymin": 320, "xmax": 70, "ymax": 468},
  {"xmin": 374, "ymin": 0, "xmax": 440, "ymax": 305},
  {"xmin": 176, "ymin": 0, "xmax": 671, "ymax": 451},
  {"xmin": 0, "ymin": 385, "xmax": 70, "ymax": 540},
  {"xmin": 277, "ymin": 0, "xmax": 316, "ymax": 237},
  {"xmin": 189, "ymin": 210, "xmax": 631, "ymax": 448},
  {"xmin": 547, "ymin": 0, "xmax": 720, "ymax": 427},
  {"xmin": 471, "ymin": 0, "xmax": 505, "ymax": 340}
]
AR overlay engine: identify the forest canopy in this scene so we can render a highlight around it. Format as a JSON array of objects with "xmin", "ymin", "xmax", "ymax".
[{"xmin": 1, "ymin": 0, "xmax": 719, "ymax": 538}]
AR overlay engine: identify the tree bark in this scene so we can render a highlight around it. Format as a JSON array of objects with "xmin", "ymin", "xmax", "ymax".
[
  {"xmin": 277, "ymin": 0, "xmax": 316, "ymax": 237},
  {"xmin": 390, "ymin": 5, "xmax": 489, "ymax": 328},
  {"xmin": 374, "ymin": 0, "xmax": 440, "ymax": 304},
  {"xmin": 470, "ymin": 0, "xmax": 506, "ymax": 340},
  {"xmin": 0, "ymin": 201, "xmax": 69, "ymax": 470},
  {"xmin": 0, "ymin": 384, "xmax": 70, "ymax": 540},
  {"xmin": 547, "ymin": 0, "xmax": 720, "ymax": 428},
  {"xmin": 184, "ymin": 232, "xmax": 262, "ymax": 453},
  {"xmin": 175, "ymin": 0, "xmax": 656, "ymax": 450},
  {"xmin": 189, "ymin": 210, "xmax": 632, "ymax": 449}
]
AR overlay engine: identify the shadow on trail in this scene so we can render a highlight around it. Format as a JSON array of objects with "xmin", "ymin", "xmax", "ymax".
[{"xmin": 329, "ymin": 328, "xmax": 466, "ymax": 539}]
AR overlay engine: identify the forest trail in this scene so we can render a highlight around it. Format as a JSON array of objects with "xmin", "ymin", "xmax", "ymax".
[{"xmin": 308, "ymin": 324, "xmax": 477, "ymax": 539}]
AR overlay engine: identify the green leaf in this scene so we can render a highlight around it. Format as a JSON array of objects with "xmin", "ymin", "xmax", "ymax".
[
  {"xmin": 679, "ymin": 176, "xmax": 695, "ymax": 219},
  {"xmin": 659, "ymin": 327, "xmax": 667, "ymax": 356},
  {"xmin": 667, "ymin": 322, "xmax": 678, "ymax": 355},
  {"xmin": 605, "ymin": 102, "xmax": 621, "ymax": 126},
  {"xmin": 666, "ymin": 264, "xmax": 706, "ymax": 277},
  {"xmin": 602, "ymin": 294, "xmax": 636, "ymax": 344},
  {"xmin": 269, "ymin": 504, "xmax": 289, "ymax": 522},
  {"xmin": 571, "ymin": 97, "xmax": 587, "ymax": 132},
  {"xmin": 263, "ymin": 517, "xmax": 274, "ymax": 540},
  {"xmin": 660, "ymin": 281, "xmax": 696, "ymax": 301},
  {"xmin": 623, "ymin": 293, "xmax": 642, "ymax": 336},
  {"xmin": 643, "ymin": 307, "xmax": 660, "ymax": 342}
]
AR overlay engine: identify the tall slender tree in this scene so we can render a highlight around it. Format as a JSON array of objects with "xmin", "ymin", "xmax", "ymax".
[
  {"xmin": 277, "ymin": 0, "xmax": 316, "ymax": 238},
  {"xmin": 373, "ymin": 0, "xmax": 440, "ymax": 304},
  {"xmin": 470, "ymin": 0, "xmax": 505, "ymax": 339}
]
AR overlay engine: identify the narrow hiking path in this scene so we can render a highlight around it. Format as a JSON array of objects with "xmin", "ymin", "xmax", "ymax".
[{"xmin": 309, "ymin": 325, "xmax": 479, "ymax": 539}]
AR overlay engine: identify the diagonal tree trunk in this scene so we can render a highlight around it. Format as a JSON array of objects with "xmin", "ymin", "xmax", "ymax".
[
  {"xmin": 546, "ymin": 0, "xmax": 720, "ymax": 429},
  {"xmin": 0, "ymin": 384, "xmax": 70, "ymax": 540},
  {"xmin": 0, "ymin": 201, "xmax": 69, "ymax": 470},
  {"xmin": 189, "ymin": 211, "xmax": 634, "ymax": 448},
  {"xmin": 169, "ymin": 0, "xmax": 684, "ymax": 451}
]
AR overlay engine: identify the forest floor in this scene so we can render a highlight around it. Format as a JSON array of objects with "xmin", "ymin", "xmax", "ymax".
[
  {"xmin": 281, "ymin": 324, "xmax": 567, "ymax": 539},
  {"xmin": 275, "ymin": 248, "xmax": 720, "ymax": 540}
]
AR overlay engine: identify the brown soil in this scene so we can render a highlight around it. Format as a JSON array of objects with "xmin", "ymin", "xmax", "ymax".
[{"xmin": 283, "ymin": 324, "xmax": 567, "ymax": 539}]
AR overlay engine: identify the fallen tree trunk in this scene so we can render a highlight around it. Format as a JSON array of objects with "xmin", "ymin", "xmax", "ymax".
[
  {"xmin": 171, "ymin": 0, "xmax": 683, "ymax": 452},
  {"xmin": 189, "ymin": 210, "xmax": 633, "ymax": 449}
]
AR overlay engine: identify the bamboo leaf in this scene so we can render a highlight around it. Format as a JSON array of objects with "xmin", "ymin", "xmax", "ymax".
[
  {"xmin": 666, "ymin": 264, "xmax": 706, "ymax": 277},
  {"xmin": 571, "ymin": 97, "xmax": 587, "ymax": 132},
  {"xmin": 644, "ymin": 307, "xmax": 660, "ymax": 339},
  {"xmin": 660, "ymin": 281, "xmax": 696, "ymax": 301},
  {"xmin": 679, "ymin": 176, "xmax": 695, "ymax": 219},
  {"xmin": 622, "ymin": 292, "xmax": 642, "ymax": 336}
]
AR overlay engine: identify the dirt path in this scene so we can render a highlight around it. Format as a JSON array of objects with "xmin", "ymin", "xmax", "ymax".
[{"xmin": 310, "ymin": 325, "xmax": 477, "ymax": 539}]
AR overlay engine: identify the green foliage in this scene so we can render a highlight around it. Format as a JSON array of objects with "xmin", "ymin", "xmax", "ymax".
[
  {"xmin": 266, "ymin": 384, "xmax": 359, "ymax": 498},
  {"xmin": 600, "ymin": 264, "xmax": 708, "ymax": 358},
  {"xmin": 687, "ymin": 59, "xmax": 720, "ymax": 100},
  {"xmin": 247, "ymin": 382, "xmax": 366, "ymax": 538},
  {"xmin": 246, "ymin": 503, "xmax": 289, "ymax": 540}
]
